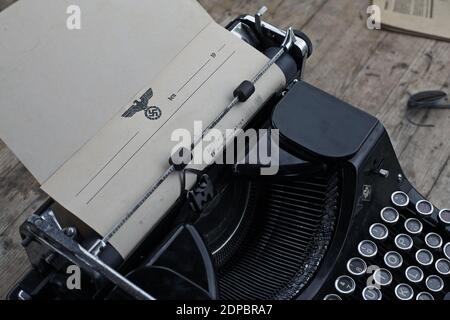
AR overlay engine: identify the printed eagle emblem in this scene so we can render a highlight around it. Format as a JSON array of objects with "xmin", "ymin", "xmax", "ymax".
[{"xmin": 121, "ymin": 88, "xmax": 161, "ymax": 120}]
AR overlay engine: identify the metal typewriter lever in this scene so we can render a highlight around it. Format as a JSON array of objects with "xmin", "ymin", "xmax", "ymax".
[{"xmin": 25, "ymin": 211, "xmax": 155, "ymax": 300}]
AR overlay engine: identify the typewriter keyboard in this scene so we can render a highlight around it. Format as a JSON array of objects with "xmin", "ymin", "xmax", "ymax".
[{"xmin": 324, "ymin": 191, "xmax": 450, "ymax": 300}]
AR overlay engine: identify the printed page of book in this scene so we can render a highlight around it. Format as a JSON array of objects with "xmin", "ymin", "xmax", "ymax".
[
  {"xmin": 0, "ymin": 0, "xmax": 213, "ymax": 183},
  {"xmin": 41, "ymin": 22, "xmax": 286, "ymax": 258},
  {"xmin": 374, "ymin": 0, "xmax": 450, "ymax": 41}
]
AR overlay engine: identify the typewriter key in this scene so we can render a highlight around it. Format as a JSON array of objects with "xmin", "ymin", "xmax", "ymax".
[
  {"xmin": 374, "ymin": 268, "xmax": 393, "ymax": 286},
  {"xmin": 347, "ymin": 257, "xmax": 367, "ymax": 276},
  {"xmin": 438, "ymin": 209, "xmax": 450, "ymax": 225},
  {"xmin": 335, "ymin": 276, "xmax": 356, "ymax": 294},
  {"xmin": 358, "ymin": 240, "xmax": 378, "ymax": 258},
  {"xmin": 324, "ymin": 294, "xmax": 342, "ymax": 300},
  {"xmin": 380, "ymin": 207, "xmax": 399, "ymax": 224},
  {"xmin": 405, "ymin": 218, "xmax": 423, "ymax": 235},
  {"xmin": 395, "ymin": 284, "xmax": 414, "ymax": 300},
  {"xmin": 405, "ymin": 266, "xmax": 424, "ymax": 283},
  {"xmin": 416, "ymin": 292, "xmax": 434, "ymax": 300},
  {"xmin": 391, "ymin": 191, "xmax": 409, "ymax": 207},
  {"xmin": 416, "ymin": 200, "xmax": 434, "ymax": 216},
  {"xmin": 425, "ymin": 275, "xmax": 444, "ymax": 292},
  {"xmin": 384, "ymin": 251, "xmax": 403, "ymax": 269},
  {"xmin": 444, "ymin": 243, "xmax": 450, "ymax": 260},
  {"xmin": 395, "ymin": 234, "xmax": 413, "ymax": 251},
  {"xmin": 435, "ymin": 258, "xmax": 450, "ymax": 276},
  {"xmin": 362, "ymin": 287, "xmax": 382, "ymax": 300},
  {"xmin": 369, "ymin": 223, "xmax": 388, "ymax": 240},
  {"xmin": 424, "ymin": 232, "xmax": 443, "ymax": 249},
  {"xmin": 416, "ymin": 249, "xmax": 434, "ymax": 266}
]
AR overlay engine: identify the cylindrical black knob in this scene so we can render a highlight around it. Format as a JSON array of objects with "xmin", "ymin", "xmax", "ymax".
[
  {"xmin": 169, "ymin": 147, "xmax": 192, "ymax": 171},
  {"xmin": 233, "ymin": 80, "xmax": 255, "ymax": 102}
]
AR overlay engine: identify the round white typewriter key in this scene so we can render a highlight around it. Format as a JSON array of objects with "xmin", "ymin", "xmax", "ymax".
[
  {"xmin": 438, "ymin": 209, "xmax": 450, "ymax": 225},
  {"xmin": 444, "ymin": 243, "xmax": 450, "ymax": 260},
  {"xmin": 395, "ymin": 234, "xmax": 413, "ymax": 251},
  {"xmin": 373, "ymin": 268, "xmax": 393, "ymax": 286},
  {"xmin": 425, "ymin": 275, "xmax": 444, "ymax": 292},
  {"xmin": 335, "ymin": 276, "xmax": 356, "ymax": 294},
  {"xmin": 391, "ymin": 191, "xmax": 409, "ymax": 207},
  {"xmin": 324, "ymin": 294, "xmax": 342, "ymax": 300},
  {"xmin": 347, "ymin": 257, "xmax": 367, "ymax": 276},
  {"xmin": 435, "ymin": 258, "xmax": 450, "ymax": 276},
  {"xmin": 362, "ymin": 287, "xmax": 382, "ymax": 300},
  {"xmin": 405, "ymin": 266, "xmax": 424, "ymax": 283},
  {"xmin": 358, "ymin": 240, "xmax": 378, "ymax": 258},
  {"xmin": 384, "ymin": 251, "xmax": 403, "ymax": 269},
  {"xmin": 395, "ymin": 284, "xmax": 414, "ymax": 300},
  {"xmin": 416, "ymin": 249, "xmax": 434, "ymax": 266},
  {"xmin": 380, "ymin": 207, "xmax": 399, "ymax": 224},
  {"xmin": 424, "ymin": 232, "xmax": 443, "ymax": 249},
  {"xmin": 405, "ymin": 218, "xmax": 423, "ymax": 235},
  {"xmin": 369, "ymin": 223, "xmax": 388, "ymax": 240},
  {"xmin": 416, "ymin": 292, "xmax": 434, "ymax": 300},
  {"xmin": 416, "ymin": 200, "xmax": 434, "ymax": 216}
]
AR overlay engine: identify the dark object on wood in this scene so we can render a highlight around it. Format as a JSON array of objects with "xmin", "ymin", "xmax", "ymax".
[{"xmin": 406, "ymin": 90, "xmax": 450, "ymax": 127}]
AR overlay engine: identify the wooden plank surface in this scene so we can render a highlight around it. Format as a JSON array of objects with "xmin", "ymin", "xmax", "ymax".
[{"xmin": 0, "ymin": 0, "xmax": 449, "ymax": 299}]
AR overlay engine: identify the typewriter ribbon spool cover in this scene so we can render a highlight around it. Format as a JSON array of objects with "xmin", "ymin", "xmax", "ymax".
[{"xmin": 0, "ymin": 0, "xmax": 286, "ymax": 257}]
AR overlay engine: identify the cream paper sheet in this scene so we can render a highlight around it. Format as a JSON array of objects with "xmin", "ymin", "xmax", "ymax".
[
  {"xmin": 0, "ymin": 0, "xmax": 285, "ymax": 257},
  {"xmin": 41, "ymin": 22, "xmax": 285, "ymax": 257},
  {"xmin": 0, "ymin": 0, "xmax": 213, "ymax": 183}
]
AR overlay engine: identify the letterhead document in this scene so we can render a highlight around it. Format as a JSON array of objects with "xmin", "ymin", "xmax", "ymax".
[
  {"xmin": 0, "ymin": 0, "xmax": 213, "ymax": 183},
  {"xmin": 0, "ymin": 0, "xmax": 286, "ymax": 257}
]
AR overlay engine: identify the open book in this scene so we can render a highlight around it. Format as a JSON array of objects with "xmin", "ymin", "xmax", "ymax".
[
  {"xmin": 0, "ymin": 0, "xmax": 285, "ymax": 257},
  {"xmin": 373, "ymin": 0, "xmax": 450, "ymax": 41}
]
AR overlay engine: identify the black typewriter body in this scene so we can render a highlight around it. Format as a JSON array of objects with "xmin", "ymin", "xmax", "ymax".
[{"xmin": 7, "ymin": 15, "xmax": 450, "ymax": 301}]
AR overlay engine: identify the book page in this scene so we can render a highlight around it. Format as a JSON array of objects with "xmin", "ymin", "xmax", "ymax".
[
  {"xmin": 41, "ymin": 22, "xmax": 286, "ymax": 258},
  {"xmin": 374, "ymin": 0, "xmax": 450, "ymax": 41},
  {"xmin": 0, "ymin": 0, "xmax": 213, "ymax": 183}
]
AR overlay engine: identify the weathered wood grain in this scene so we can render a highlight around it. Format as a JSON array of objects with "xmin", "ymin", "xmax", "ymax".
[
  {"xmin": 303, "ymin": 0, "xmax": 386, "ymax": 95},
  {"xmin": 429, "ymin": 159, "xmax": 450, "ymax": 208},
  {"xmin": 0, "ymin": 203, "xmax": 43, "ymax": 298},
  {"xmin": 0, "ymin": 151, "xmax": 47, "ymax": 298},
  {"xmin": 0, "ymin": 164, "xmax": 47, "ymax": 234},
  {"xmin": 0, "ymin": 145, "xmax": 19, "ymax": 178},
  {"xmin": 198, "ymin": 0, "xmax": 328, "ymax": 28}
]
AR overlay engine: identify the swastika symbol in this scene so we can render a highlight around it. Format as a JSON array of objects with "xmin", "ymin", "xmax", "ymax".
[{"xmin": 145, "ymin": 106, "xmax": 162, "ymax": 120}]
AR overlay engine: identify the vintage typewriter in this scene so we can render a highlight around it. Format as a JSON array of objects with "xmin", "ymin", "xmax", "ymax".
[{"xmin": 7, "ymin": 11, "xmax": 450, "ymax": 301}]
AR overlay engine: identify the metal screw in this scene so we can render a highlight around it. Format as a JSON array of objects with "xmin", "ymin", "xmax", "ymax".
[{"xmin": 64, "ymin": 227, "xmax": 77, "ymax": 237}]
